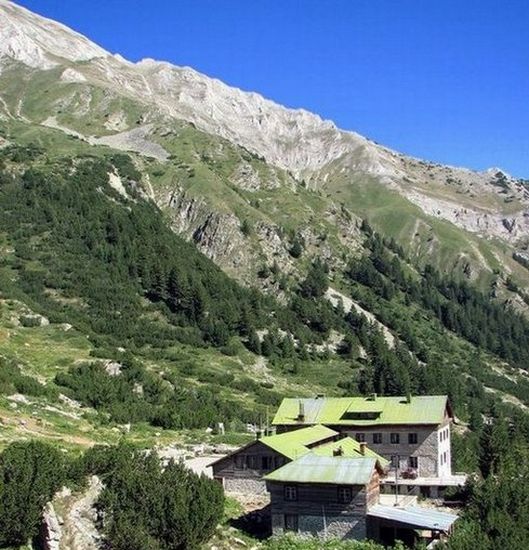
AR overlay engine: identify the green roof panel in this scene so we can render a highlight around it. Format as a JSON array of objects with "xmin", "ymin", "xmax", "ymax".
[
  {"xmin": 260, "ymin": 424, "xmax": 338, "ymax": 460},
  {"xmin": 264, "ymin": 454, "xmax": 378, "ymax": 485},
  {"xmin": 272, "ymin": 395, "xmax": 449, "ymax": 427},
  {"xmin": 313, "ymin": 437, "xmax": 389, "ymax": 466}
]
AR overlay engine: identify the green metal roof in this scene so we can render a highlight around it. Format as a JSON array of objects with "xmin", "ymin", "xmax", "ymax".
[
  {"xmin": 260, "ymin": 425, "xmax": 338, "ymax": 460},
  {"xmin": 272, "ymin": 395, "xmax": 449, "ymax": 427},
  {"xmin": 313, "ymin": 437, "xmax": 389, "ymax": 467},
  {"xmin": 264, "ymin": 453, "xmax": 378, "ymax": 485}
]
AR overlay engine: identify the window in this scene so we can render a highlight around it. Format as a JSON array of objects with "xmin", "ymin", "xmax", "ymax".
[
  {"xmin": 390, "ymin": 433, "xmax": 400, "ymax": 444},
  {"xmin": 338, "ymin": 486, "xmax": 353, "ymax": 503},
  {"xmin": 408, "ymin": 456, "xmax": 418, "ymax": 469},
  {"xmin": 355, "ymin": 433, "xmax": 366, "ymax": 443},
  {"xmin": 284, "ymin": 514, "xmax": 298, "ymax": 532},
  {"xmin": 408, "ymin": 433, "xmax": 418, "ymax": 445},
  {"xmin": 284, "ymin": 485, "xmax": 297, "ymax": 501},
  {"xmin": 372, "ymin": 433, "xmax": 383, "ymax": 444}
]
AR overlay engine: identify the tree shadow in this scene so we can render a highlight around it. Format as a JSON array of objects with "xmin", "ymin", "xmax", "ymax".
[{"xmin": 229, "ymin": 503, "xmax": 272, "ymax": 540}]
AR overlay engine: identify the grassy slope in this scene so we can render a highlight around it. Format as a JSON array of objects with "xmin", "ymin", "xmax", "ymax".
[
  {"xmin": 0, "ymin": 68, "xmax": 528, "ymax": 452},
  {"xmin": 4, "ymin": 61, "xmax": 529, "ymax": 296}
]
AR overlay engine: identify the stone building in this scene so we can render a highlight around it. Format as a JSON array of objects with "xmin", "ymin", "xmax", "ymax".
[
  {"xmin": 211, "ymin": 424, "xmax": 389, "ymax": 494},
  {"xmin": 272, "ymin": 394, "xmax": 465, "ymax": 496}
]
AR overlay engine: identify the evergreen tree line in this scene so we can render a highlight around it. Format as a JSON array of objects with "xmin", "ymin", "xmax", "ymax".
[
  {"xmin": 0, "ymin": 149, "xmax": 347, "ymax": 355},
  {"xmin": 441, "ymin": 407, "xmax": 529, "ymax": 550},
  {"xmin": 0, "ymin": 441, "xmax": 223, "ymax": 549},
  {"xmin": 348, "ymin": 230, "xmax": 529, "ymax": 370},
  {"xmin": 0, "ymin": 153, "xmax": 265, "ymax": 349}
]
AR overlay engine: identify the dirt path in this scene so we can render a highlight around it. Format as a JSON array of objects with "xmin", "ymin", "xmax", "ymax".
[{"xmin": 58, "ymin": 476, "xmax": 103, "ymax": 550}]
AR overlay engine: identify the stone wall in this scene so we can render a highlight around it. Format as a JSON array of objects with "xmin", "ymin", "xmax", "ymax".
[
  {"xmin": 338, "ymin": 425, "xmax": 441, "ymax": 477},
  {"xmin": 212, "ymin": 440, "xmax": 287, "ymax": 494},
  {"xmin": 225, "ymin": 477, "xmax": 268, "ymax": 495},
  {"xmin": 271, "ymin": 513, "xmax": 366, "ymax": 540}
]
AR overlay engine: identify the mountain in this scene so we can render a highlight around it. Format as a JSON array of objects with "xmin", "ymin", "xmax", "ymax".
[
  {"xmin": 0, "ymin": 0, "xmax": 529, "ymax": 447},
  {"xmin": 2, "ymin": 0, "xmax": 529, "ymax": 302},
  {"xmin": 1, "ymin": 4, "xmax": 529, "ymax": 549}
]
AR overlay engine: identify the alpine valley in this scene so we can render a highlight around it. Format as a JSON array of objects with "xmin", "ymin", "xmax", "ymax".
[{"xmin": 0, "ymin": 2, "xmax": 529, "ymax": 550}]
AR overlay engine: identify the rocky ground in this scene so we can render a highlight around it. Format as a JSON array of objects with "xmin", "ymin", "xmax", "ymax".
[{"xmin": 41, "ymin": 476, "xmax": 103, "ymax": 550}]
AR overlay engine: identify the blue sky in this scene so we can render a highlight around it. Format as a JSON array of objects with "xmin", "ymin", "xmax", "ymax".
[{"xmin": 17, "ymin": 0, "xmax": 529, "ymax": 177}]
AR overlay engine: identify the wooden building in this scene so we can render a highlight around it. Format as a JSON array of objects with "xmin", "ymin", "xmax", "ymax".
[
  {"xmin": 264, "ymin": 453, "xmax": 385, "ymax": 539},
  {"xmin": 264, "ymin": 451, "xmax": 458, "ymax": 545},
  {"xmin": 209, "ymin": 425, "xmax": 339, "ymax": 493}
]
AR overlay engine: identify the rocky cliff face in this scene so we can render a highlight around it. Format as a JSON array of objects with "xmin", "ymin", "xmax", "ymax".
[
  {"xmin": 1, "ymin": 0, "xmax": 529, "ymax": 289},
  {"xmin": 0, "ymin": 0, "xmax": 107, "ymax": 69}
]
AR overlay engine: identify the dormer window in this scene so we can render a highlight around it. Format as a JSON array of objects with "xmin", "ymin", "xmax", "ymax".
[{"xmin": 342, "ymin": 411, "xmax": 381, "ymax": 420}]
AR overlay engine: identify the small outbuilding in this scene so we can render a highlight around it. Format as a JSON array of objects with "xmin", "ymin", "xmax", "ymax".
[
  {"xmin": 210, "ymin": 425, "xmax": 339, "ymax": 493},
  {"xmin": 367, "ymin": 504, "xmax": 458, "ymax": 546}
]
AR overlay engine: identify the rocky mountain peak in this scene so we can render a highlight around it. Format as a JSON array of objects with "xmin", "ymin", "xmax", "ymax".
[
  {"xmin": 133, "ymin": 56, "xmax": 368, "ymax": 174},
  {"xmin": 0, "ymin": 0, "xmax": 108, "ymax": 69},
  {"xmin": 1, "ymin": 1, "xmax": 527, "ymax": 249},
  {"xmin": 0, "ymin": 1, "xmax": 373, "ymax": 175}
]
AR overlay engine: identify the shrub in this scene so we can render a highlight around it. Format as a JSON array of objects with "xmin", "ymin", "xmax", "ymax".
[
  {"xmin": 94, "ymin": 445, "xmax": 223, "ymax": 550},
  {"xmin": 0, "ymin": 441, "xmax": 67, "ymax": 546}
]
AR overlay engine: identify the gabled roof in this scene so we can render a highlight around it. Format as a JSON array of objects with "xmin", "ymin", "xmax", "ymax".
[
  {"xmin": 272, "ymin": 395, "xmax": 451, "ymax": 427},
  {"xmin": 261, "ymin": 425, "xmax": 338, "ymax": 459},
  {"xmin": 264, "ymin": 453, "xmax": 380, "ymax": 485},
  {"xmin": 313, "ymin": 437, "xmax": 389, "ymax": 467},
  {"xmin": 208, "ymin": 425, "xmax": 338, "ymax": 467}
]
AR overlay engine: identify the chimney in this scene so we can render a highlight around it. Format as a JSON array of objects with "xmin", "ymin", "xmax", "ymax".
[
  {"xmin": 370, "ymin": 393, "xmax": 377, "ymax": 401},
  {"xmin": 297, "ymin": 400, "xmax": 305, "ymax": 422},
  {"xmin": 406, "ymin": 393, "xmax": 412, "ymax": 404},
  {"xmin": 360, "ymin": 442, "xmax": 367, "ymax": 456},
  {"xmin": 333, "ymin": 446, "xmax": 344, "ymax": 457},
  {"xmin": 266, "ymin": 426, "xmax": 277, "ymax": 436}
]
